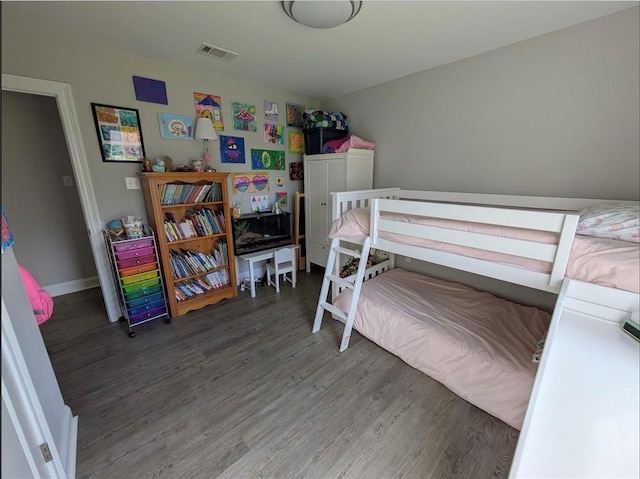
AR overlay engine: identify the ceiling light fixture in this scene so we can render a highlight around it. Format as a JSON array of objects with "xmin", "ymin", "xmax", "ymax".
[{"xmin": 281, "ymin": 1, "xmax": 362, "ymax": 29}]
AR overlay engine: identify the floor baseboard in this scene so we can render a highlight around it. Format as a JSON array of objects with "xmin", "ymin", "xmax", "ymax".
[{"xmin": 44, "ymin": 276, "xmax": 100, "ymax": 297}]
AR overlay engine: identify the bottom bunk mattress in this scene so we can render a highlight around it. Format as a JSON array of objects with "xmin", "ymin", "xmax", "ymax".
[{"xmin": 333, "ymin": 268, "xmax": 550, "ymax": 430}]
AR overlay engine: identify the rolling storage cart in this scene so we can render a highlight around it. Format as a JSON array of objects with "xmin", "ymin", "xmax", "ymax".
[{"xmin": 103, "ymin": 227, "xmax": 170, "ymax": 337}]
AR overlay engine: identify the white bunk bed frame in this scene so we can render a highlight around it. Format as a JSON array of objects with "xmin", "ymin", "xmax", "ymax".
[
  {"xmin": 314, "ymin": 187, "xmax": 628, "ymax": 352},
  {"xmin": 312, "ymin": 187, "xmax": 639, "ymax": 477}
]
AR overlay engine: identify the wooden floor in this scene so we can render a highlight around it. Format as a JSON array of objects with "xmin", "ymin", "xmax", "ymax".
[{"xmin": 40, "ymin": 267, "xmax": 519, "ymax": 479}]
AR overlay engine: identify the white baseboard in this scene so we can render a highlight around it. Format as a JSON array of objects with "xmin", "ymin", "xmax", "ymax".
[{"xmin": 43, "ymin": 276, "xmax": 100, "ymax": 297}]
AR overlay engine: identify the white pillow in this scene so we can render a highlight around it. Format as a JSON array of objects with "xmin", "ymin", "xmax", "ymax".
[{"xmin": 576, "ymin": 202, "xmax": 640, "ymax": 243}]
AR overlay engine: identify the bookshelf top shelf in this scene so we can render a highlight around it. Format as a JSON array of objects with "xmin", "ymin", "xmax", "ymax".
[
  {"xmin": 139, "ymin": 171, "xmax": 229, "ymax": 182},
  {"xmin": 161, "ymin": 201, "xmax": 224, "ymax": 208}
]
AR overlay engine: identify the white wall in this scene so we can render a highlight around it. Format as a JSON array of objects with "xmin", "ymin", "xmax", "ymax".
[
  {"xmin": 324, "ymin": 7, "xmax": 639, "ymax": 201},
  {"xmin": 2, "ymin": 91, "xmax": 97, "ymax": 289}
]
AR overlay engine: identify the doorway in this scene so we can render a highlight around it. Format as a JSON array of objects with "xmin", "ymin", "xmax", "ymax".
[{"xmin": 1, "ymin": 73, "xmax": 119, "ymax": 323}]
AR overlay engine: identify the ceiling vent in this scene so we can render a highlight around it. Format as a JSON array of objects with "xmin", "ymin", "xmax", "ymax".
[{"xmin": 197, "ymin": 43, "xmax": 238, "ymax": 62}]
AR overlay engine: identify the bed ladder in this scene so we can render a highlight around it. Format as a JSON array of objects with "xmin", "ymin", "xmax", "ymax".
[{"xmin": 312, "ymin": 237, "xmax": 371, "ymax": 352}]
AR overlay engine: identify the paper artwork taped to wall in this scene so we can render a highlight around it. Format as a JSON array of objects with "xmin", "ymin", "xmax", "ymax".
[
  {"xmin": 264, "ymin": 124, "xmax": 285, "ymax": 145},
  {"xmin": 289, "ymin": 161, "xmax": 303, "ymax": 181},
  {"xmin": 275, "ymin": 176, "xmax": 284, "ymax": 187},
  {"xmin": 250, "ymin": 194, "xmax": 270, "ymax": 213},
  {"xmin": 132, "ymin": 76, "xmax": 168, "ymax": 105},
  {"xmin": 251, "ymin": 149, "xmax": 285, "ymax": 170},
  {"xmin": 193, "ymin": 92, "xmax": 224, "ymax": 131},
  {"xmin": 158, "ymin": 113, "xmax": 193, "ymax": 140},
  {"xmin": 286, "ymin": 102, "xmax": 305, "ymax": 128},
  {"xmin": 276, "ymin": 192, "xmax": 288, "ymax": 207},
  {"xmin": 232, "ymin": 173, "xmax": 269, "ymax": 194},
  {"xmin": 232, "ymin": 102, "xmax": 257, "ymax": 132},
  {"xmin": 264, "ymin": 100, "xmax": 279, "ymax": 121},
  {"xmin": 288, "ymin": 130, "xmax": 304, "ymax": 154},
  {"xmin": 219, "ymin": 135, "xmax": 246, "ymax": 164}
]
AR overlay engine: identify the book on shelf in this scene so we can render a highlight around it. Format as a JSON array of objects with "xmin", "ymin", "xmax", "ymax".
[{"xmin": 194, "ymin": 184, "xmax": 212, "ymax": 203}]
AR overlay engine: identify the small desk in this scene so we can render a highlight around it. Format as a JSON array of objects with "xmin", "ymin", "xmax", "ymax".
[{"xmin": 237, "ymin": 244, "xmax": 299, "ymax": 298}]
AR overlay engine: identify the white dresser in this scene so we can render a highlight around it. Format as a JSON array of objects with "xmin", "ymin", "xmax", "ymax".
[{"xmin": 303, "ymin": 149, "xmax": 374, "ymax": 271}]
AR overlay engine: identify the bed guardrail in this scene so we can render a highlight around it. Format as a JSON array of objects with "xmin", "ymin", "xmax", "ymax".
[{"xmin": 369, "ymin": 198, "xmax": 579, "ymax": 293}]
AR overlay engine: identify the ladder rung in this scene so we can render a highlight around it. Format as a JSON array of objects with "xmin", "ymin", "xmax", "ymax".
[
  {"xmin": 326, "ymin": 274, "xmax": 355, "ymax": 289},
  {"xmin": 320, "ymin": 302, "xmax": 347, "ymax": 321},
  {"xmin": 333, "ymin": 246, "xmax": 361, "ymax": 258}
]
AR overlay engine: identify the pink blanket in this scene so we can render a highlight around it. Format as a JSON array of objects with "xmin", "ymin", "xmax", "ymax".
[
  {"xmin": 334, "ymin": 268, "xmax": 550, "ymax": 430},
  {"xmin": 328, "ymin": 208, "xmax": 639, "ymax": 293}
]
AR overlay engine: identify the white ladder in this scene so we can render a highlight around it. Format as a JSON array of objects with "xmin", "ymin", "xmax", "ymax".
[{"xmin": 312, "ymin": 237, "xmax": 371, "ymax": 352}]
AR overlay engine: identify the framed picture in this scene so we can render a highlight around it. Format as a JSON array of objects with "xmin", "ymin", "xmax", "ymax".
[{"xmin": 91, "ymin": 103, "xmax": 145, "ymax": 163}]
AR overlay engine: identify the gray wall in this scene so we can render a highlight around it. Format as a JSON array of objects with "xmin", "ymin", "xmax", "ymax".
[
  {"xmin": 1, "ymin": 30, "xmax": 316, "ymax": 229},
  {"xmin": 323, "ymin": 7, "xmax": 639, "ymax": 201},
  {"xmin": 322, "ymin": 8, "xmax": 639, "ymax": 309},
  {"xmin": 2, "ymin": 91, "xmax": 97, "ymax": 288}
]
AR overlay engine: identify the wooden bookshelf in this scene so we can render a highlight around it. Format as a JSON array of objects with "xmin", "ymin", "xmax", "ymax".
[{"xmin": 140, "ymin": 172, "xmax": 237, "ymax": 317}]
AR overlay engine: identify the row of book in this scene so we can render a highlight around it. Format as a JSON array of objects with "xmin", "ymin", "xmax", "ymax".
[
  {"xmin": 158, "ymin": 183, "xmax": 222, "ymax": 205},
  {"xmin": 174, "ymin": 271, "xmax": 230, "ymax": 302},
  {"xmin": 169, "ymin": 243, "xmax": 228, "ymax": 279},
  {"xmin": 163, "ymin": 208, "xmax": 226, "ymax": 242}
]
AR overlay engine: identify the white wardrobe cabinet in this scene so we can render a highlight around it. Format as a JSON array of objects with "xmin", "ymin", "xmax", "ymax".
[{"xmin": 303, "ymin": 149, "xmax": 374, "ymax": 271}]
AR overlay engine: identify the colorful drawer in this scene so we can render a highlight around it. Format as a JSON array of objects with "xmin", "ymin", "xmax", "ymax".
[
  {"xmin": 104, "ymin": 229, "xmax": 170, "ymax": 337},
  {"xmin": 120, "ymin": 269, "xmax": 159, "ymax": 286},
  {"xmin": 117, "ymin": 254, "xmax": 156, "ymax": 270}
]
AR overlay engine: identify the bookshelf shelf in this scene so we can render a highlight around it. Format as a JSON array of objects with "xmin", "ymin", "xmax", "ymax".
[
  {"xmin": 166, "ymin": 233, "xmax": 227, "ymax": 245},
  {"xmin": 161, "ymin": 201, "xmax": 224, "ymax": 209},
  {"xmin": 140, "ymin": 172, "xmax": 238, "ymax": 317}
]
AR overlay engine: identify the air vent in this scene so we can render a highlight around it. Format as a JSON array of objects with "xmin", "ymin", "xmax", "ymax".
[{"xmin": 197, "ymin": 43, "xmax": 238, "ymax": 62}]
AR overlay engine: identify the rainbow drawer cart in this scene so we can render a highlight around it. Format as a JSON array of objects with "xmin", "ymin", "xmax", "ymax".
[{"xmin": 103, "ymin": 227, "xmax": 170, "ymax": 337}]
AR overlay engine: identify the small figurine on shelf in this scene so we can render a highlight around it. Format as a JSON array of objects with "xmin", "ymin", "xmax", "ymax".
[
  {"xmin": 152, "ymin": 158, "xmax": 165, "ymax": 172},
  {"xmin": 191, "ymin": 159, "xmax": 204, "ymax": 172},
  {"xmin": 163, "ymin": 155, "xmax": 174, "ymax": 173},
  {"xmin": 141, "ymin": 158, "xmax": 152, "ymax": 172},
  {"xmin": 232, "ymin": 202, "xmax": 242, "ymax": 218}
]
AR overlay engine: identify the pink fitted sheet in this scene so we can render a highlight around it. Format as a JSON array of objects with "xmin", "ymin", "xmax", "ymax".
[
  {"xmin": 333, "ymin": 268, "xmax": 551, "ymax": 430},
  {"xmin": 328, "ymin": 208, "xmax": 639, "ymax": 293}
]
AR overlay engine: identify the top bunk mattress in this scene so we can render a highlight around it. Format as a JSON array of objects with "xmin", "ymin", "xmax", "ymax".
[
  {"xmin": 328, "ymin": 208, "xmax": 639, "ymax": 293},
  {"xmin": 333, "ymin": 268, "xmax": 550, "ymax": 430}
]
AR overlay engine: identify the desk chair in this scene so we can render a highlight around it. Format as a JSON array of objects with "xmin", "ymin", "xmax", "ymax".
[{"xmin": 266, "ymin": 247, "xmax": 297, "ymax": 293}]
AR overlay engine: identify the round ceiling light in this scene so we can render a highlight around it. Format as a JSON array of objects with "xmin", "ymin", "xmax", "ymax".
[{"xmin": 282, "ymin": 1, "xmax": 362, "ymax": 29}]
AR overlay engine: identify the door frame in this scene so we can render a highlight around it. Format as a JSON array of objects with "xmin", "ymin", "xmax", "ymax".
[{"xmin": 2, "ymin": 73, "xmax": 119, "ymax": 322}]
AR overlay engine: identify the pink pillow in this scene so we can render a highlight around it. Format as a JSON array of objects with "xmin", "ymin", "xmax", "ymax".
[{"xmin": 328, "ymin": 208, "xmax": 370, "ymax": 239}]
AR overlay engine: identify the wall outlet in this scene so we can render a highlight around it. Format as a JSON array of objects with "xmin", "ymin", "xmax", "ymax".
[{"xmin": 125, "ymin": 177, "xmax": 141, "ymax": 190}]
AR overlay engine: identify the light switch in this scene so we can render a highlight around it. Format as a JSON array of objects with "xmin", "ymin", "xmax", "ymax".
[
  {"xmin": 62, "ymin": 176, "xmax": 74, "ymax": 187},
  {"xmin": 125, "ymin": 177, "xmax": 141, "ymax": 190}
]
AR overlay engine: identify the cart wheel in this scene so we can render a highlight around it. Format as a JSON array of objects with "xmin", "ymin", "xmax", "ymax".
[
  {"xmin": 119, "ymin": 316, "xmax": 126, "ymax": 322},
  {"xmin": 128, "ymin": 331, "xmax": 136, "ymax": 338},
  {"xmin": 164, "ymin": 318, "xmax": 171, "ymax": 324}
]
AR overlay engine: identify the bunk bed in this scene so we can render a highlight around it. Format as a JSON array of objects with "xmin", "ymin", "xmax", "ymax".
[{"xmin": 311, "ymin": 188, "xmax": 639, "ymax": 476}]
